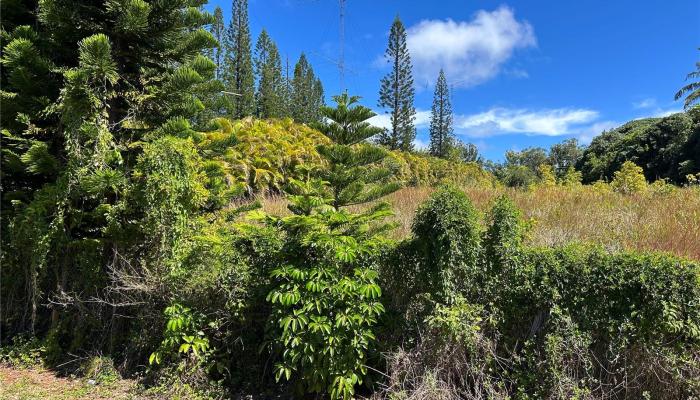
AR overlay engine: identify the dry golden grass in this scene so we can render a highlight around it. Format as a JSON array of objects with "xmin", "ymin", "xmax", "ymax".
[{"xmin": 260, "ymin": 185, "xmax": 700, "ymax": 261}]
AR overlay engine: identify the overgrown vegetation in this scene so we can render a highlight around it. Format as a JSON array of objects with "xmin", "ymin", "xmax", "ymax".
[
  {"xmin": 1, "ymin": 0, "xmax": 699, "ymax": 399},
  {"xmin": 378, "ymin": 188, "xmax": 700, "ymax": 399}
]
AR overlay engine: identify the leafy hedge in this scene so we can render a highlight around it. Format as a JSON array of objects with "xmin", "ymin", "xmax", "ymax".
[{"xmin": 380, "ymin": 187, "xmax": 700, "ymax": 399}]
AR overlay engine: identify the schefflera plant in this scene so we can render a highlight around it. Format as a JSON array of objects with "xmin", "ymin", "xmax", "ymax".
[
  {"xmin": 262, "ymin": 178, "xmax": 390, "ymax": 399},
  {"xmin": 264, "ymin": 93, "xmax": 396, "ymax": 399}
]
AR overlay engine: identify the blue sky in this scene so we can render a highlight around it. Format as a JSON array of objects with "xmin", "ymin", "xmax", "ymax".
[{"xmin": 206, "ymin": 0, "xmax": 700, "ymax": 161}]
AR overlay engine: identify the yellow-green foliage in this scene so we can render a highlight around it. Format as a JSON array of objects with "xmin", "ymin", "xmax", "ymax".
[
  {"xmin": 559, "ymin": 166, "xmax": 582, "ymax": 186},
  {"xmin": 591, "ymin": 179, "xmax": 612, "ymax": 193},
  {"xmin": 537, "ymin": 164, "xmax": 557, "ymax": 187},
  {"xmin": 687, "ymin": 172, "xmax": 700, "ymax": 187},
  {"xmin": 199, "ymin": 118, "xmax": 330, "ymax": 194},
  {"xmin": 386, "ymin": 151, "xmax": 494, "ymax": 188},
  {"xmin": 649, "ymin": 178, "xmax": 676, "ymax": 194},
  {"xmin": 611, "ymin": 161, "xmax": 647, "ymax": 194},
  {"xmin": 198, "ymin": 118, "xmax": 494, "ymax": 196}
]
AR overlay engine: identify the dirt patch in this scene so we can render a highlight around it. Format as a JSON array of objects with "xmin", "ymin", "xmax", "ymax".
[{"xmin": 0, "ymin": 366, "xmax": 139, "ymax": 400}]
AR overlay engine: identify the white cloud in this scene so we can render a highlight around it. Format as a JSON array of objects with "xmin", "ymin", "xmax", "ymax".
[
  {"xmin": 367, "ymin": 113, "xmax": 392, "ymax": 130},
  {"xmin": 369, "ymin": 105, "xmax": 618, "ymax": 146},
  {"xmin": 413, "ymin": 138, "xmax": 429, "ymax": 150},
  {"xmin": 368, "ymin": 109, "xmax": 431, "ymax": 130},
  {"xmin": 632, "ymin": 98, "xmax": 682, "ymax": 118},
  {"xmin": 405, "ymin": 6, "xmax": 536, "ymax": 88},
  {"xmin": 575, "ymin": 120, "xmax": 619, "ymax": 144},
  {"xmin": 633, "ymin": 98, "xmax": 657, "ymax": 109},
  {"xmin": 455, "ymin": 107, "xmax": 599, "ymax": 138},
  {"xmin": 649, "ymin": 107, "xmax": 682, "ymax": 118}
]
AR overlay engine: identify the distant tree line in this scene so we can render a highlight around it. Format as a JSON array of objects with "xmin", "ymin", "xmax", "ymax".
[{"xmin": 578, "ymin": 110, "xmax": 700, "ymax": 184}]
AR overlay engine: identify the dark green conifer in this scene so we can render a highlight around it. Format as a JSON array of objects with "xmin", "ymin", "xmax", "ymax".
[
  {"xmin": 254, "ymin": 29, "xmax": 284, "ymax": 118},
  {"xmin": 209, "ymin": 6, "xmax": 226, "ymax": 80},
  {"xmin": 377, "ymin": 16, "xmax": 416, "ymax": 151},
  {"xmin": 315, "ymin": 93, "xmax": 401, "ymax": 209},
  {"xmin": 1, "ymin": 0, "xmax": 217, "ymax": 336},
  {"xmin": 223, "ymin": 0, "xmax": 255, "ymax": 118},
  {"xmin": 290, "ymin": 53, "xmax": 324, "ymax": 124},
  {"xmin": 429, "ymin": 69, "xmax": 454, "ymax": 158}
]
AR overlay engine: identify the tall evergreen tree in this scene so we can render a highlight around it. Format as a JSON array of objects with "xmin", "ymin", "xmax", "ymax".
[
  {"xmin": 254, "ymin": 29, "xmax": 284, "ymax": 118},
  {"xmin": 315, "ymin": 93, "xmax": 400, "ymax": 209},
  {"xmin": 429, "ymin": 69, "xmax": 454, "ymax": 158},
  {"xmin": 201, "ymin": 6, "xmax": 228, "ymax": 120},
  {"xmin": 377, "ymin": 16, "xmax": 416, "ymax": 151},
  {"xmin": 223, "ymin": 0, "xmax": 255, "ymax": 118},
  {"xmin": 281, "ymin": 54, "xmax": 293, "ymax": 117},
  {"xmin": 209, "ymin": 6, "xmax": 226, "ymax": 80},
  {"xmin": 290, "ymin": 53, "xmax": 324, "ymax": 124}
]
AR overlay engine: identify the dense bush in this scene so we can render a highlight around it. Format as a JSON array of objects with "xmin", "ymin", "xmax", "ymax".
[
  {"xmin": 411, "ymin": 186, "xmax": 482, "ymax": 303},
  {"xmin": 611, "ymin": 160, "xmax": 648, "ymax": 194},
  {"xmin": 379, "ymin": 188, "xmax": 700, "ymax": 399},
  {"xmin": 384, "ymin": 150, "xmax": 495, "ymax": 188}
]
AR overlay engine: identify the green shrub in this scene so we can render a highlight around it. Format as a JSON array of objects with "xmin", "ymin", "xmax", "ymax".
[
  {"xmin": 537, "ymin": 164, "xmax": 557, "ymax": 187},
  {"xmin": 649, "ymin": 178, "xmax": 676, "ymax": 194},
  {"xmin": 149, "ymin": 304, "xmax": 213, "ymax": 373},
  {"xmin": 411, "ymin": 186, "xmax": 482, "ymax": 304},
  {"xmin": 264, "ymin": 179, "xmax": 388, "ymax": 399},
  {"xmin": 559, "ymin": 166, "xmax": 582, "ymax": 186},
  {"xmin": 0, "ymin": 335, "xmax": 46, "ymax": 368},
  {"xmin": 380, "ymin": 191, "xmax": 700, "ymax": 399},
  {"xmin": 483, "ymin": 195, "xmax": 525, "ymax": 266},
  {"xmin": 611, "ymin": 161, "xmax": 647, "ymax": 194},
  {"xmin": 78, "ymin": 356, "xmax": 120, "ymax": 384}
]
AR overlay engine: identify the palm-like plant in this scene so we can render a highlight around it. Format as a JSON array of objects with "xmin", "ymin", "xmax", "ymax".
[{"xmin": 675, "ymin": 51, "xmax": 700, "ymax": 109}]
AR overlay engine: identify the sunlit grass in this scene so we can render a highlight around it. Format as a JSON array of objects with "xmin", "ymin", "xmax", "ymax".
[{"xmin": 260, "ymin": 185, "xmax": 700, "ymax": 260}]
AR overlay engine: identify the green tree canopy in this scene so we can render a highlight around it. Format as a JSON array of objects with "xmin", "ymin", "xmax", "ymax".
[
  {"xmin": 577, "ymin": 110, "xmax": 700, "ymax": 184},
  {"xmin": 254, "ymin": 29, "xmax": 284, "ymax": 118},
  {"xmin": 1, "ymin": 0, "xmax": 220, "ymax": 339},
  {"xmin": 290, "ymin": 53, "xmax": 324, "ymax": 124}
]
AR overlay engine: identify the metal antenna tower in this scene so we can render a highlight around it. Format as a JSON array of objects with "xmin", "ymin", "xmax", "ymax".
[{"xmin": 339, "ymin": 0, "xmax": 345, "ymax": 91}]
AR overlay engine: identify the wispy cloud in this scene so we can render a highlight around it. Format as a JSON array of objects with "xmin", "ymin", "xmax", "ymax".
[
  {"xmin": 368, "ymin": 109, "xmax": 431, "ymax": 130},
  {"xmin": 632, "ymin": 97, "xmax": 682, "ymax": 118},
  {"xmin": 576, "ymin": 120, "xmax": 619, "ymax": 144},
  {"xmin": 455, "ymin": 107, "xmax": 599, "ymax": 138},
  {"xmin": 633, "ymin": 97, "xmax": 657, "ymax": 109},
  {"xmin": 648, "ymin": 107, "xmax": 682, "ymax": 118},
  {"xmin": 403, "ymin": 6, "xmax": 536, "ymax": 88},
  {"xmin": 369, "ymin": 106, "xmax": 620, "ymax": 147},
  {"xmin": 413, "ymin": 138, "xmax": 429, "ymax": 150}
]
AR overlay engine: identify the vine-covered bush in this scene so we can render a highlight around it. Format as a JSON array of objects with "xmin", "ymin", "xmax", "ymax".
[
  {"xmin": 411, "ymin": 186, "xmax": 482, "ymax": 303},
  {"xmin": 379, "ymin": 188, "xmax": 700, "ymax": 399}
]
